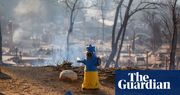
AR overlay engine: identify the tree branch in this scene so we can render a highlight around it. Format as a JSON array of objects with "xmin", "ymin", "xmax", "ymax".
[
  {"xmin": 112, "ymin": 0, "xmax": 124, "ymax": 45},
  {"xmin": 129, "ymin": 2, "xmax": 160, "ymax": 17}
]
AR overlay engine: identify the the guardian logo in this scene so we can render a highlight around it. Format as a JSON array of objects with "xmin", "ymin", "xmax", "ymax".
[{"xmin": 118, "ymin": 72, "xmax": 171, "ymax": 90}]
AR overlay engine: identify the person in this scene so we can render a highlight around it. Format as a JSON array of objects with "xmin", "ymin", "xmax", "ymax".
[
  {"xmin": 77, "ymin": 45, "xmax": 101, "ymax": 90},
  {"xmin": 18, "ymin": 51, "xmax": 22, "ymax": 64}
]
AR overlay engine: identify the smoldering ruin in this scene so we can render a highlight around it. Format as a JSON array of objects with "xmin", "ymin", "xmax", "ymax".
[
  {"xmin": 0, "ymin": 0, "xmax": 180, "ymax": 95},
  {"xmin": 0, "ymin": 0, "xmax": 180, "ymax": 69},
  {"xmin": 1, "ymin": 0, "xmax": 89, "ymax": 66}
]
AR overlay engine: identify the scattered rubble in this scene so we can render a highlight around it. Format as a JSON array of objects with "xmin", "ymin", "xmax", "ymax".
[{"xmin": 57, "ymin": 61, "xmax": 72, "ymax": 70}]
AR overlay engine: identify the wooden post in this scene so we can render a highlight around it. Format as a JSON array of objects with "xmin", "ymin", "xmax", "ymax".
[
  {"xmin": 128, "ymin": 45, "xmax": 130, "ymax": 58},
  {"xmin": 0, "ymin": 20, "xmax": 2, "ymax": 63},
  {"xmin": 177, "ymin": 58, "xmax": 179, "ymax": 70},
  {"xmin": 146, "ymin": 51, "xmax": 149, "ymax": 69},
  {"xmin": 165, "ymin": 56, "xmax": 168, "ymax": 70},
  {"xmin": 155, "ymin": 54, "xmax": 156, "ymax": 65}
]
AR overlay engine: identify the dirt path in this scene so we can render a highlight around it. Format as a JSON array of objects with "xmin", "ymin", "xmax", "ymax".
[{"xmin": 0, "ymin": 66, "xmax": 114, "ymax": 95}]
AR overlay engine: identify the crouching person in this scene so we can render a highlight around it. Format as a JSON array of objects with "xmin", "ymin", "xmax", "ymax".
[{"xmin": 77, "ymin": 45, "xmax": 101, "ymax": 90}]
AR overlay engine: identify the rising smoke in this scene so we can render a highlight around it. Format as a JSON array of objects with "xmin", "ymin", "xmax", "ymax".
[
  {"xmin": 12, "ymin": 0, "xmax": 84, "ymax": 66},
  {"xmin": 13, "ymin": 0, "xmax": 46, "ymax": 44}
]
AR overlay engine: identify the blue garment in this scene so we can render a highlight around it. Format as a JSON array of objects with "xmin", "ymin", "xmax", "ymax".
[
  {"xmin": 86, "ymin": 45, "xmax": 95, "ymax": 53},
  {"xmin": 78, "ymin": 54, "xmax": 99, "ymax": 71},
  {"xmin": 77, "ymin": 44, "xmax": 99, "ymax": 71}
]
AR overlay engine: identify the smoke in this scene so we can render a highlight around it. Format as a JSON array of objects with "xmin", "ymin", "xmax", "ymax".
[
  {"xmin": 12, "ymin": 0, "xmax": 85, "ymax": 66},
  {"xmin": 13, "ymin": 28, "xmax": 28, "ymax": 43},
  {"xmin": 41, "ymin": 35, "xmax": 85, "ymax": 66},
  {"xmin": 13, "ymin": 0, "xmax": 46, "ymax": 44},
  {"xmin": 14, "ymin": 0, "xmax": 41, "ymax": 16}
]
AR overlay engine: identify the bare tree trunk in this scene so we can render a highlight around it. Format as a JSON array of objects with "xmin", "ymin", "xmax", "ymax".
[
  {"xmin": 115, "ymin": 26, "xmax": 127, "ymax": 67},
  {"xmin": 106, "ymin": 0, "xmax": 157, "ymax": 68},
  {"xmin": 176, "ymin": 58, "xmax": 179, "ymax": 70},
  {"xmin": 132, "ymin": 31, "xmax": 135, "ymax": 52},
  {"xmin": 105, "ymin": 0, "xmax": 124, "ymax": 68},
  {"xmin": 65, "ymin": 0, "xmax": 77, "ymax": 61},
  {"xmin": 0, "ymin": 21, "xmax": 2, "ymax": 63},
  {"xmin": 114, "ymin": 0, "xmax": 133, "ymax": 66},
  {"xmin": 105, "ymin": 46, "xmax": 117, "ymax": 68},
  {"xmin": 146, "ymin": 51, "xmax": 149, "ymax": 69},
  {"xmin": 169, "ymin": 0, "xmax": 178, "ymax": 70},
  {"xmin": 66, "ymin": 32, "xmax": 70, "ymax": 61},
  {"xmin": 111, "ymin": 0, "xmax": 124, "ymax": 47},
  {"xmin": 169, "ymin": 27, "xmax": 178, "ymax": 70},
  {"xmin": 101, "ymin": 0, "xmax": 105, "ymax": 42},
  {"xmin": 102, "ymin": 18, "xmax": 105, "ymax": 41},
  {"xmin": 115, "ymin": 45, "xmax": 121, "ymax": 67},
  {"xmin": 106, "ymin": 0, "xmax": 133, "ymax": 68},
  {"xmin": 66, "ymin": 18, "xmax": 74, "ymax": 60}
]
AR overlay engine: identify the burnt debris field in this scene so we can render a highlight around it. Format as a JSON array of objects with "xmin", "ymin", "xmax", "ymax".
[{"xmin": 0, "ymin": 0, "xmax": 180, "ymax": 95}]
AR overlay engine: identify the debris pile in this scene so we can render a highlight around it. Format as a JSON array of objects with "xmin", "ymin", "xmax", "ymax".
[{"xmin": 56, "ymin": 61, "xmax": 72, "ymax": 70}]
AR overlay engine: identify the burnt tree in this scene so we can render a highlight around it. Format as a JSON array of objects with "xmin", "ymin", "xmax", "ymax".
[
  {"xmin": 169, "ymin": 0, "xmax": 179, "ymax": 70},
  {"xmin": 59, "ymin": 0, "xmax": 95, "ymax": 61},
  {"xmin": 105, "ymin": 0, "xmax": 159, "ymax": 68},
  {"xmin": 143, "ymin": 11, "xmax": 163, "ymax": 52},
  {"xmin": 0, "ymin": 20, "xmax": 2, "ymax": 63}
]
